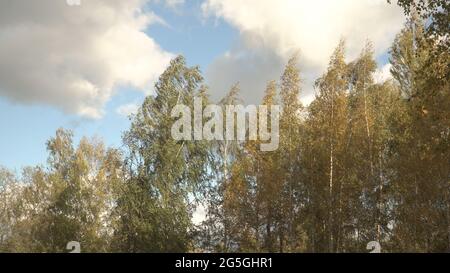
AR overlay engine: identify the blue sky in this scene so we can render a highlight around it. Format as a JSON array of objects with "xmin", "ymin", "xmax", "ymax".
[
  {"xmin": 0, "ymin": 0, "xmax": 405, "ymax": 170},
  {"xmin": 0, "ymin": 0, "xmax": 236, "ymax": 170}
]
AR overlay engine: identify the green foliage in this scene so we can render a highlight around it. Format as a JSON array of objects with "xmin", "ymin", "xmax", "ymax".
[
  {"xmin": 0, "ymin": 129, "xmax": 123, "ymax": 252},
  {"xmin": 0, "ymin": 17, "xmax": 448, "ymax": 253},
  {"xmin": 388, "ymin": 0, "xmax": 449, "ymax": 48},
  {"xmin": 113, "ymin": 56, "xmax": 213, "ymax": 252}
]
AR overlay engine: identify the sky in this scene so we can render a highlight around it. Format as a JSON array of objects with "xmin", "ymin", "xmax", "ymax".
[{"xmin": 0, "ymin": 0, "xmax": 405, "ymax": 170}]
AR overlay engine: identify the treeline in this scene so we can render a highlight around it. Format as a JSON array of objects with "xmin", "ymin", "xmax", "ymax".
[{"xmin": 0, "ymin": 16, "xmax": 449, "ymax": 253}]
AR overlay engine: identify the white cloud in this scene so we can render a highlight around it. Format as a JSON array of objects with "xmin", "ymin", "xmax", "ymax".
[
  {"xmin": 202, "ymin": 0, "xmax": 405, "ymax": 104},
  {"xmin": 0, "ymin": 0, "xmax": 174, "ymax": 119},
  {"xmin": 374, "ymin": 63, "xmax": 393, "ymax": 84},
  {"xmin": 116, "ymin": 103, "xmax": 140, "ymax": 117}
]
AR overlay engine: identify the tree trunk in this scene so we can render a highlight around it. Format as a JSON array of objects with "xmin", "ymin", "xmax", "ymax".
[{"xmin": 328, "ymin": 92, "xmax": 335, "ymax": 253}]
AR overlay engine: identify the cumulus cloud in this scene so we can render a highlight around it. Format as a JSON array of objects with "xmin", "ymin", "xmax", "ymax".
[
  {"xmin": 0, "ymin": 0, "xmax": 173, "ymax": 119},
  {"xmin": 202, "ymin": 0, "xmax": 405, "ymax": 104}
]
